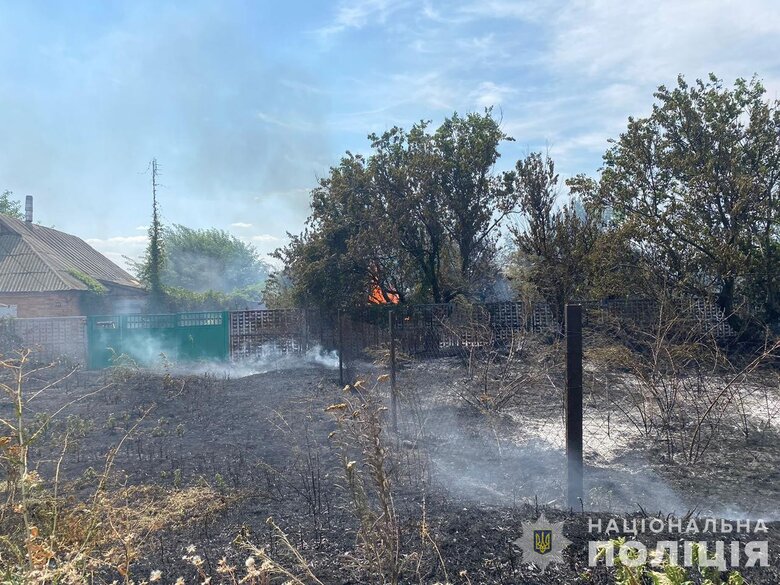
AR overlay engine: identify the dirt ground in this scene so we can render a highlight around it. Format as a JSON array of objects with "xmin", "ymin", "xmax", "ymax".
[{"xmin": 5, "ymin": 354, "xmax": 780, "ymax": 584}]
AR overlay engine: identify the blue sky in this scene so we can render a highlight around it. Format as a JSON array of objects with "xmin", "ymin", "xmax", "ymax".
[{"xmin": 1, "ymin": 0, "xmax": 779, "ymax": 270}]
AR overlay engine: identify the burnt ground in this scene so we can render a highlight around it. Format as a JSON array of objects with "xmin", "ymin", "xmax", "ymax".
[{"xmin": 5, "ymin": 354, "xmax": 780, "ymax": 584}]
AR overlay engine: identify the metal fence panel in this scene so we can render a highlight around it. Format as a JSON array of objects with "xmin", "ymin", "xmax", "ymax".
[{"xmin": 87, "ymin": 311, "xmax": 229, "ymax": 368}]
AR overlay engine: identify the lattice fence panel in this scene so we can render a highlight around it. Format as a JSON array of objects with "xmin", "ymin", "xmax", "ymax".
[
  {"xmin": 229, "ymin": 309, "xmax": 309, "ymax": 358},
  {"xmin": 11, "ymin": 316, "xmax": 88, "ymax": 364}
]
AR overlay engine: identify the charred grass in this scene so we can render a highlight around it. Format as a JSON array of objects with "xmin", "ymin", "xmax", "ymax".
[{"xmin": 1, "ymin": 349, "xmax": 779, "ymax": 583}]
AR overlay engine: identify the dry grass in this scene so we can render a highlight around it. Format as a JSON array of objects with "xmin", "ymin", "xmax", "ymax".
[
  {"xmin": 324, "ymin": 375, "xmax": 461, "ymax": 585},
  {"xmin": 585, "ymin": 297, "xmax": 780, "ymax": 463},
  {"xmin": 0, "ymin": 350, "xmax": 331, "ymax": 585}
]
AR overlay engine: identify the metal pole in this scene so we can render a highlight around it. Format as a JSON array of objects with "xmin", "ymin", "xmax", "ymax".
[
  {"xmin": 389, "ymin": 309, "xmax": 398, "ymax": 434},
  {"xmin": 338, "ymin": 309, "xmax": 344, "ymax": 386},
  {"xmin": 566, "ymin": 303, "xmax": 584, "ymax": 509}
]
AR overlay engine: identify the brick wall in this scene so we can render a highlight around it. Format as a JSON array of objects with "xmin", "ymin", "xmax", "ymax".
[
  {"xmin": 0, "ymin": 291, "xmax": 82, "ymax": 318},
  {"xmin": 0, "ymin": 288, "xmax": 148, "ymax": 318}
]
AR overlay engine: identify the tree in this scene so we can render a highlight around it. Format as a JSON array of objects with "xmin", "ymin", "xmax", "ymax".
[
  {"xmin": 278, "ymin": 109, "xmax": 517, "ymax": 308},
  {"xmin": 368, "ymin": 110, "xmax": 517, "ymax": 302},
  {"xmin": 262, "ymin": 271, "xmax": 296, "ymax": 309},
  {"xmin": 600, "ymin": 74, "xmax": 780, "ymax": 333},
  {"xmin": 136, "ymin": 159, "xmax": 165, "ymax": 310},
  {"xmin": 274, "ymin": 152, "xmax": 386, "ymax": 308},
  {"xmin": 368, "ymin": 122, "xmax": 451, "ymax": 302},
  {"xmin": 0, "ymin": 191, "xmax": 23, "ymax": 220},
  {"xmin": 509, "ymin": 153, "xmax": 602, "ymax": 320},
  {"xmin": 510, "ymin": 153, "xmax": 558, "ymax": 260},
  {"xmin": 508, "ymin": 155, "xmax": 647, "ymax": 320},
  {"xmin": 161, "ymin": 225, "xmax": 268, "ymax": 293},
  {"xmin": 435, "ymin": 111, "xmax": 517, "ymax": 290},
  {"xmin": 567, "ymin": 174, "xmax": 649, "ymax": 299}
]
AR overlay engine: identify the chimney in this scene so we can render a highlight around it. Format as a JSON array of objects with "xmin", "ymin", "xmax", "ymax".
[{"xmin": 25, "ymin": 196, "xmax": 32, "ymax": 223}]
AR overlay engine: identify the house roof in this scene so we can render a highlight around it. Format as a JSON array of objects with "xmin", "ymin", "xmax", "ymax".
[{"xmin": 0, "ymin": 215, "xmax": 143, "ymax": 293}]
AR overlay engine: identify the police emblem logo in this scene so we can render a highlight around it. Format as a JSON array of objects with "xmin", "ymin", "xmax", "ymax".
[
  {"xmin": 533, "ymin": 529, "xmax": 552, "ymax": 554},
  {"xmin": 513, "ymin": 514, "xmax": 571, "ymax": 572}
]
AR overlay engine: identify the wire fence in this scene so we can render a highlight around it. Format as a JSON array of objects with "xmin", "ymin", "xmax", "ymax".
[
  {"xmin": 329, "ymin": 296, "xmax": 737, "ymax": 368},
  {"xmin": 329, "ymin": 300, "xmax": 778, "ymax": 512},
  {"xmin": 11, "ymin": 296, "xmax": 775, "ymax": 512}
]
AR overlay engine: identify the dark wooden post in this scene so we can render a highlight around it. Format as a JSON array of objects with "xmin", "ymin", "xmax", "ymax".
[
  {"xmin": 389, "ymin": 309, "xmax": 398, "ymax": 433},
  {"xmin": 302, "ymin": 308, "xmax": 309, "ymax": 353},
  {"xmin": 319, "ymin": 306, "xmax": 324, "ymax": 347},
  {"xmin": 566, "ymin": 303, "xmax": 584, "ymax": 509},
  {"xmin": 338, "ymin": 309, "xmax": 344, "ymax": 386}
]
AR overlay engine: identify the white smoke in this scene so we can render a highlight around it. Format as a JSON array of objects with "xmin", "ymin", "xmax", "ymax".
[{"xmin": 165, "ymin": 344, "xmax": 339, "ymax": 378}]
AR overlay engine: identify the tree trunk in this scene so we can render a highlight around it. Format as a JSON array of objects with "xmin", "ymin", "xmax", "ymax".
[{"xmin": 718, "ymin": 276, "xmax": 749, "ymax": 337}]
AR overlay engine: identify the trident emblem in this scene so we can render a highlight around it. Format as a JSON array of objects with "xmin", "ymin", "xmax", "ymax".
[{"xmin": 533, "ymin": 530, "xmax": 552, "ymax": 555}]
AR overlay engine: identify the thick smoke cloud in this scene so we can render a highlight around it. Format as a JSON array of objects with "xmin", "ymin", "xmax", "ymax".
[{"xmin": 0, "ymin": 1, "xmax": 330, "ymax": 247}]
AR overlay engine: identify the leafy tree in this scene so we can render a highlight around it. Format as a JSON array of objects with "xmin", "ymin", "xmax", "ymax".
[
  {"xmin": 163, "ymin": 283, "xmax": 265, "ymax": 312},
  {"xmin": 509, "ymin": 153, "xmax": 602, "ymax": 320},
  {"xmin": 368, "ymin": 110, "xmax": 516, "ymax": 302},
  {"xmin": 262, "ymin": 271, "xmax": 296, "ymax": 309},
  {"xmin": 435, "ymin": 112, "xmax": 517, "ymax": 288},
  {"xmin": 278, "ymin": 109, "xmax": 517, "ymax": 308},
  {"xmin": 274, "ymin": 152, "xmax": 384, "ymax": 308},
  {"xmin": 600, "ymin": 74, "xmax": 780, "ymax": 333},
  {"xmin": 0, "ymin": 191, "xmax": 23, "ymax": 220},
  {"xmin": 368, "ymin": 122, "xmax": 451, "ymax": 302},
  {"xmin": 508, "ymin": 155, "xmax": 647, "ymax": 320},
  {"xmin": 161, "ymin": 225, "xmax": 269, "ymax": 293},
  {"xmin": 567, "ymin": 174, "xmax": 649, "ymax": 299},
  {"xmin": 511, "ymin": 153, "xmax": 558, "ymax": 260},
  {"xmin": 132, "ymin": 160, "xmax": 268, "ymax": 309}
]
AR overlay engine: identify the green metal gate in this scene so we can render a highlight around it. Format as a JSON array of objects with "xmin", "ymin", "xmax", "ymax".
[{"xmin": 87, "ymin": 311, "xmax": 229, "ymax": 369}]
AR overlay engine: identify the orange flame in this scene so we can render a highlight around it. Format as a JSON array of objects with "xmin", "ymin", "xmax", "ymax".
[{"xmin": 369, "ymin": 284, "xmax": 399, "ymax": 304}]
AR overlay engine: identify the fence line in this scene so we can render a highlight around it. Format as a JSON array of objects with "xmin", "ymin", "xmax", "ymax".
[
  {"xmin": 1, "ymin": 316, "xmax": 88, "ymax": 364},
  {"xmin": 86, "ymin": 311, "xmax": 229, "ymax": 368},
  {"xmin": 0, "ymin": 296, "xmax": 738, "ymax": 368}
]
